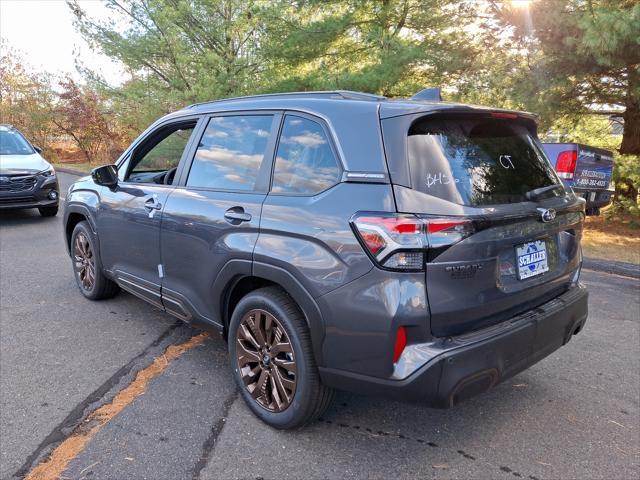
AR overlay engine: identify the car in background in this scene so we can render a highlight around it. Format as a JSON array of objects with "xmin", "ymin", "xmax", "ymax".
[
  {"xmin": 542, "ymin": 143, "xmax": 614, "ymax": 215},
  {"xmin": 0, "ymin": 125, "xmax": 59, "ymax": 216}
]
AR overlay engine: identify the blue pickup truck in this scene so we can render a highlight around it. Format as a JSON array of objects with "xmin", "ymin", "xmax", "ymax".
[{"xmin": 542, "ymin": 143, "xmax": 615, "ymax": 215}]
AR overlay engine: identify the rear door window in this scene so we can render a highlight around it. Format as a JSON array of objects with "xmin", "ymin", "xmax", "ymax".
[
  {"xmin": 407, "ymin": 116, "xmax": 560, "ymax": 205},
  {"xmin": 271, "ymin": 115, "xmax": 340, "ymax": 195},
  {"xmin": 187, "ymin": 115, "xmax": 274, "ymax": 191}
]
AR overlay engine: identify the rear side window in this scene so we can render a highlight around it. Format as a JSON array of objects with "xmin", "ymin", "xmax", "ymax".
[
  {"xmin": 187, "ymin": 115, "xmax": 274, "ymax": 191},
  {"xmin": 271, "ymin": 115, "xmax": 340, "ymax": 194},
  {"xmin": 407, "ymin": 116, "xmax": 559, "ymax": 206}
]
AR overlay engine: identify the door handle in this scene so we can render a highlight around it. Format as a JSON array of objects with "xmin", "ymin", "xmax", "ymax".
[
  {"xmin": 144, "ymin": 195, "xmax": 162, "ymax": 211},
  {"xmin": 224, "ymin": 208, "xmax": 252, "ymax": 223}
]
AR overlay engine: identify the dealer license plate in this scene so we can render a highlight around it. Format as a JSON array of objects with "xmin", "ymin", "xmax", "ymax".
[{"xmin": 516, "ymin": 240, "xmax": 549, "ymax": 280}]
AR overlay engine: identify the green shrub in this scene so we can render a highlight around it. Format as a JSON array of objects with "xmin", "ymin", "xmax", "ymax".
[{"xmin": 611, "ymin": 154, "xmax": 640, "ymax": 217}]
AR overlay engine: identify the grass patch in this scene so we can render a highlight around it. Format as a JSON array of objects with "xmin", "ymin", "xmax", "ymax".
[{"xmin": 582, "ymin": 214, "xmax": 640, "ymax": 265}]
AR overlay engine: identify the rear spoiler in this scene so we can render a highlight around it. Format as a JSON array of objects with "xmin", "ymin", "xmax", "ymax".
[
  {"xmin": 411, "ymin": 88, "xmax": 442, "ymax": 102},
  {"xmin": 381, "ymin": 88, "xmax": 538, "ymax": 121}
]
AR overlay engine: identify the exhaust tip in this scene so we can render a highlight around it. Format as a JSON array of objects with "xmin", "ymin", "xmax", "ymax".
[
  {"xmin": 449, "ymin": 369, "xmax": 499, "ymax": 407},
  {"xmin": 564, "ymin": 320, "xmax": 585, "ymax": 344}
]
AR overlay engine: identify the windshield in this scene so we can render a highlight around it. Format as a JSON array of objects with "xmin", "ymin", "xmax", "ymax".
[
  {"xmin": 0, "ymin": 128, "xmax": 35, "ymax": 155},
  {"xmin": 407, "ymin": 116, "xmax": 560, "ymax": 206}
]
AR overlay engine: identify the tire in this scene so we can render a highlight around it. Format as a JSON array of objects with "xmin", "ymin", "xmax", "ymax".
[
  {"xmin": 586, "ymin": 207, "xmax": 600, "ymax": 216},
  {"xmin": 228, "ymin": 286, "xmax": 334, "ymax": 429},
  {"xmin": 38, "ymin": 205, "xmax": 58, "ymax": 217},
  {"xmin": 70, "ymin": 221, "xmax": 119, "ymax": 300}
]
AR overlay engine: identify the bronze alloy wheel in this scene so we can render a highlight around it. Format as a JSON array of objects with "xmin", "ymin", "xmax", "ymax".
[
  {"xmin": 73, "ymin": 232, "xmax": 95, "ymax": 291},
  {"xmin": 236, "ymin": 308, "xmax": 297, "ymax": 412}
]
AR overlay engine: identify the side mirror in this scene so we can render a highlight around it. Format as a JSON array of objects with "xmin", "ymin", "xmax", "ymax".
[
  {"xmin": 91, "ymin": 164, "xmax": 118, "ymax": 188},
  {"xmin": 34, "ymin": 146, "xmax": 43, "ymax": 154}
]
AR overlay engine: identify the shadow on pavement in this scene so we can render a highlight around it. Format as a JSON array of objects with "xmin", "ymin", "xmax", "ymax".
[{"xmin": 0, "ymin": 209, "xmax": 60, "ymax": 226}]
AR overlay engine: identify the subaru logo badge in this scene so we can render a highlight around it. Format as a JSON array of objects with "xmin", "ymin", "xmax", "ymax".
[
  {"xmin": 537, "ymin": 208, "xmax": 556, "ymax": 223},
  {"xmin": 0, "ymin": 176, "xmax": 8, "ymax": 184}
]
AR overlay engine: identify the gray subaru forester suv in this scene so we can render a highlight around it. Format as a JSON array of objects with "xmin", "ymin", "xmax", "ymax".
[{"xmin": 63, "ymin": 90, "xmax": 588, "ymax": 429}]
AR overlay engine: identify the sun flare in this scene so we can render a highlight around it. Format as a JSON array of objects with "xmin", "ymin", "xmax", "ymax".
[{"xmin": 511, "ymin": 0, "xmax": 532, "ymax": 8}]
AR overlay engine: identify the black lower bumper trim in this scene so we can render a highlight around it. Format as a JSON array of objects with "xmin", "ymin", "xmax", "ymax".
[{"xmin": 0, "ymin": 198, "xmax": 58, "ymax": 209}]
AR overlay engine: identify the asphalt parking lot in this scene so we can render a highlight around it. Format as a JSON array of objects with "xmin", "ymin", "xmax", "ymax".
[{"xmin": 1, "ymin": 171, "xmax": 639, "ymax": 480}]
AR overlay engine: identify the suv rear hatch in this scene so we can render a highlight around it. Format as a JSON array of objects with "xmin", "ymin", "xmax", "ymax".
[{"xmin": 381, "ymin": 110, "xmax": 585, "ymax": 337}]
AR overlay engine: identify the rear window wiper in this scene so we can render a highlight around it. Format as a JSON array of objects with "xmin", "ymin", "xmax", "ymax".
[{"xmin": 525, "ymin": 184, "xmax": 565, "ymax": 201}]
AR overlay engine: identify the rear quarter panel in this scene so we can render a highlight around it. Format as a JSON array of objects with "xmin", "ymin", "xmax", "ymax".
[
  {"xmin": 254, "ymin": 183, "xmax": 396, "ymax": 298},
  {"xmin": 254, "ymin": 182, "xmax": 405, "ymax": 376}
]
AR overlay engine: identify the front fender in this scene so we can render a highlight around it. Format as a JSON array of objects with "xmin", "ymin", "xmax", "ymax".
[{"xmin": 63, "ymin": 188, "xmax": 101, "ymax": 256}]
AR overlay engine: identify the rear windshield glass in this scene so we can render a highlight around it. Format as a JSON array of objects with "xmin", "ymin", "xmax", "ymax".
[{"xmin": 407, "ymin": 116, "xmax": 559, "ymax": 206}]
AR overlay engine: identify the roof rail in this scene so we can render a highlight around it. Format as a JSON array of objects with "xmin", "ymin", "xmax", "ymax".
[
  {"xmin": 184, "ymin": 90, "xmax": 386, "ymax": 109},
  {"xmin": 334, "ymin": 90, "xmax": 387, "ymax": 101},
  {"xmin": 411, "ymin": 87, "xmax": 442, "ymax": 102}
]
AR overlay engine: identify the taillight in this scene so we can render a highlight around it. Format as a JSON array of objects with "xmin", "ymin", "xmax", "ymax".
[
  {"xmin": 426, "ymin": 219, "xmax": 475, "ymax": 248},
  {"xmin": 352, "ymin": 214, "xmax": 426, "ymax": 270},
  {"xmin": 351, "ymin": 213, "xmax": 474, "ymax": 270},
  {"xmin": 556, "ymin": 150, "xmax": 578, "ymax": 179}
]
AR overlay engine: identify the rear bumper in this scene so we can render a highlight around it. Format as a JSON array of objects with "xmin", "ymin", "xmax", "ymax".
[
  {"xmin": 574, "ymin": 189, "xmax": 613, "ymax": 210},
  {"xmin": 320, "ymin": 283, "xmax": 588, "ymax": 407}
]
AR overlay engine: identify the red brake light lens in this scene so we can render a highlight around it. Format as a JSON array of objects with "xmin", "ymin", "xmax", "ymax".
[
  {"xmin": 393, "ymin": 326, "xmax": 407, "ymax": 363},
  {"xmin": 359, "ymin": 231, "xmax": 386, "ymax": 255},
  {"xmin": 356, "ymin": 216, "xmax": 421, "ymax": 234},
  {"xmin": 556, "ymin": 150, "xmax": 577, "ymax": 179},
  {"xmin": 426, "ymin": 218, "xmax": 474, "ymax": 250},
  {"xmin": 427, "ymin": 219, "xmax": 470, "ymax": 234},
  {"xmin": 490, "ymin": 112, "xmax": 518, "ymax": 119}
]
